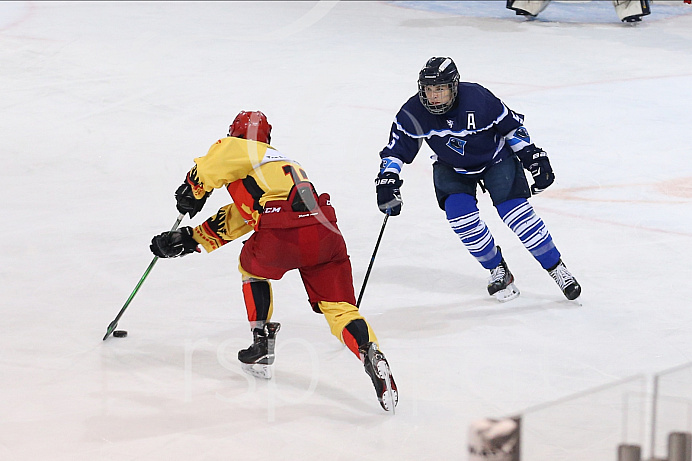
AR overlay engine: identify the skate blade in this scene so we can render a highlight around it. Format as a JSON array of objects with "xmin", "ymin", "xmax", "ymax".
[
  {"xmin": 375, "ymin": 360, "xmax": 398, "ymax": 413},
  {"xmin": 241, "ymin": 363, "xmax": 273, "ymax": 379},
  {"xmin": 494, "ymin": 283, "xmax": 520, "ymax": 303},
  {"xmin": 382, "ymin": 378, "xmax": 398, "ymax": 413}
]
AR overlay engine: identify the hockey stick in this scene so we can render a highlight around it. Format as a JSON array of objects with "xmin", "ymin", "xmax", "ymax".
[
  {"xmin": 102, "ymin": 213, "xmax": 185, "ymax": 340},
  {"xmin": 356, "ymin": 213, "xmax": 389, "ymax": 308}
]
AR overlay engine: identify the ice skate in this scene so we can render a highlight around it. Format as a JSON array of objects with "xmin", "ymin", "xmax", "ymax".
[
  {"xmin": 487, "ymin": 249, "xmax": 520, "ymax": 302},
  {"xmin": 359, "ymin": 342, "xmax": 398, "ymax": 412},
  {"xmin": 547, "ymin": 260, "xmax": 581, "ymax": 300},
  {"xmin": 238, "ymin": 322, "xmax": 281, "ymax": 379}
]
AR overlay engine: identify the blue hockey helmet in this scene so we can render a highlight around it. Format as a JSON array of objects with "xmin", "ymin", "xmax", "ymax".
[{"xmin": 418, "ymin": 57, "xmax": 459, "ymax": 114}]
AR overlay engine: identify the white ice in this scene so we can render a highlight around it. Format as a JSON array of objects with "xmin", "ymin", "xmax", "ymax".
[{"xmin": 2, "ymin": 1, "xmax": 692, "ymax": 460}]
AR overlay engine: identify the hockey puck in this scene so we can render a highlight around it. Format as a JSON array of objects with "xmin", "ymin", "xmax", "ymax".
[{"xmin": 113, "ymin": 330, "xmax": 128, "ymax": 338}]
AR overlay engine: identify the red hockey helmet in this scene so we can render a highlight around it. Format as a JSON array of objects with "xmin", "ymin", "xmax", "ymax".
[{"xmin": 228, "ymin": 111, "xmax": 272, "ymax": 144}]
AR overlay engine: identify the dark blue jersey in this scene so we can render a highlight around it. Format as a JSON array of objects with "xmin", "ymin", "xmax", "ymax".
[{"xmin": 380, "ymin": 82, "xmax": 526, "ymax": 175}]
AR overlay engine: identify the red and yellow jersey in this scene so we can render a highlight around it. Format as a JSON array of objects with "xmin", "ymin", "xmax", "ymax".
[{"xmin": 188, "ymin": 137, "xmax": 313, "ymax": 252}]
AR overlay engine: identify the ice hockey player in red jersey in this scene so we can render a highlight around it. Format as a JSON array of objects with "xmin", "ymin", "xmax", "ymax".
[{"xmin": 150, "ymin": 110, "xmax": 397, "ymax": 411}]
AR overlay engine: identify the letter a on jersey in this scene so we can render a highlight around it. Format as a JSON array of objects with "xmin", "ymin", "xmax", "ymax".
[{"xmin": 466, "ymin": 112, "xmax": 476, "ymax": 130}]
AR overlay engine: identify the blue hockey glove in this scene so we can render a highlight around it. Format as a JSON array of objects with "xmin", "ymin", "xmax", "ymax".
[
  {"xmin": 150, "ymin": 226, "xmax": 200, "ymax": 258},
  {"xmin": 517, "ymin": 146, "xmax": 554, "ymax": 194},
  {"xmin": 375, "ymin": 172, "xmax": 403, "ymax": 216}
]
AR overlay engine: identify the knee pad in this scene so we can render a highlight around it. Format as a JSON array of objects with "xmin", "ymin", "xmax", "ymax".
[{"xmin": 444, "ymin": 193, "xmax": 478, "ymax": 220}]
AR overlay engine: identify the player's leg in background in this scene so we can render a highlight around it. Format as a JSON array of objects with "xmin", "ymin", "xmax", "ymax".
[
  {"xmin": 613, "ymin": 0, "xmax": 651, "ymax": 23},
  {"xmin": 506, "ymin": 0, "xmax": 551, "ymax": 17}
]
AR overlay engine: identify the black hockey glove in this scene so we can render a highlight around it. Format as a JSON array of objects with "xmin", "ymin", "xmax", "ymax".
[
  {"xmin": 150, "ymin": 226, "xmax": 200, "ymax": 258},
  {"xmin": 375, "ymin": 172, "xmax": 403, "ymax": 216},
  {"xmin": 175, "ymin": 182, "xmax": 209, "ymax": 219},
  {"xmin": 517, "ymin": 146, "xmax": 554, "ymax": 195}
]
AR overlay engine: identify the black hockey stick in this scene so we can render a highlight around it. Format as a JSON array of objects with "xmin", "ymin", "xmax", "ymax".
[
  {"xmin": 356, "ymin": 213, "xmax": 389, "ymax": 308},
  {"xmin": 103, "ymin": 213, "xmax": 185, "ymax": 340}
]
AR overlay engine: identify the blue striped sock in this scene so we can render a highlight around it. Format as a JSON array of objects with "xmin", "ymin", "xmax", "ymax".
[
  {"xmin": 496, "ymin": 198, "xmax": 560, "ymax": 269},
  {"xmin": 445, "ymin": 194, "xmax": 501, "ymax": 269}
]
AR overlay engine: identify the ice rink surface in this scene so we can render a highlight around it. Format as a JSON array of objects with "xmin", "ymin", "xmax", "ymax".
[{"xmin": 1, "ymin": 1, "xmax": 692, "ymax": 459}]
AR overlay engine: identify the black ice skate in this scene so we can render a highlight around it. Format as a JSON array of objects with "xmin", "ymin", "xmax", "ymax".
[
  {"xmin": 359, "ymin": 342, "xmax": 398, "ymax": 412},
  {"xmin": 547, "ymin": 260, "xmax": 581, "ymax": 300},
  {"xmin": 487, "ymin": 248, "xmax": 520, "ymax": 302},
  {"xmin": 238, "ymin": 322, "xmax": 281, "ymax": 379}
]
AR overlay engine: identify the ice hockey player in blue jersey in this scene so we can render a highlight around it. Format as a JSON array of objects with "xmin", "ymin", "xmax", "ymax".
[{"xmin": 375, "ymin": 57, "xmax": 581, "ymax": 302}]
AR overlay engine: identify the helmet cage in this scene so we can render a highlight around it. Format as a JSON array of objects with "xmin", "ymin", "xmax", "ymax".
[
  {"xmin": 418, "ymin": 57, "xmax": 459, "ymax": 114},
  {"xmin": 418, "ymin": 81, "xmax": 458, "ymax": 115}
]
